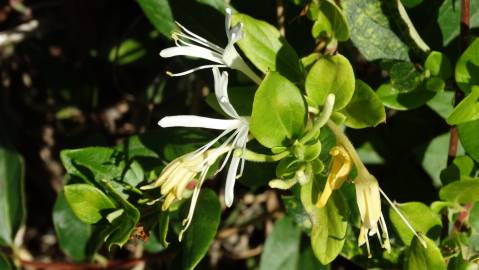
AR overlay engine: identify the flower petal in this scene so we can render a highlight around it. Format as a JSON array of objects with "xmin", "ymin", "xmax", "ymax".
[
  {"xmin": 160, "ymin": 46, "xmax": 223, "ymax": 64},
  {"xmin": 225, "ymin": 155, "xmax": 240, "ymax": 207},
  {"xmin": 159, "ymin": 115, "xmax": 242, "ymax": 130},
  {"xmin": 212, "ymin": 68, "xmax": 240, "ymax": 119}
]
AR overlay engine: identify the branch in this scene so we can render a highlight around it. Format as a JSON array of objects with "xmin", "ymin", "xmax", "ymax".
[{"xmin": 448, "ymin": 0, "xmax": 470, "ymax": 164}]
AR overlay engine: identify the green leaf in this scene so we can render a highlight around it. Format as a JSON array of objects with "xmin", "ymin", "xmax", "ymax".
[
  {"xmin": 250, "ymin": 71, "xmax": 306, "ymax": 148},
  {"xmin": 182, "ymin": 189, "xmax": 221, "ymax": 270},
  {"xmin": 100, "ymin": 181, "xmax": 140, "ymax": 249},
  {"xmin": 425, "ymin": 77, "xmax": 445, "ymax": 92},
  {"xmin": 458, "ymin": 119, "xmax": 479, "ymax": 163},
  {"xmin": 312, "ymin": 0, "xmax": 349, "ymax": 41},
  {"xmin": 64, "ymin": 184, "xmax": 116, "ymax": 224},
  {"xmin": 427, "ymin": 90, "xmax": 455, "ymax": 119},
  {"xmin": 61, "ymin": 147, "xmax": 124, "ymax": 184},
  {"xmin": 123, "ymin": 160, "xmax": 145, "ymax": 187},
  {"xmin": 440, "ymin": 179, "xmax": 479, "ymax": 204},
  {"xmin": 231, "ymin": 13, "xmax": 302, "ymax": 82},
  {"xmin": 108, "ymin": 39, "xmax": 146, "ymax": 65},
  {"xmin": 342, "ymin": 80, "xmax": 386, "ymax": 128},
  {"xmin": 447, "ymin": 87, "xmax": 479, "ymax": 125},
  {"xmin": 456, "ymin": 38, "xmax": 479, "ymax": 93},
  {"xmin": 137, "ymin": 0, "xmax": 177, "ymax": 38},
  {"xmin": 0, "ymin": 253, "xmax": 14, "ymax": 270},
  {"xmin": 440, "ymin": 156, "xmax": 476, "ymax": 185},
  {"xmin": 259, "ymin": 216, "xmax": 301, "ymax": 270},
  {"xmin": 416, "ymin": 132, "xmax": 464, "ymax": 187},
  {"xmin": 437, "ymin": 0, "xmax": 479, "ymax": 46},
  {"xmin": 389, "ymin": 62, "xmax": 422, "ymax": 93},
  {"xmin": 305, "ymin": 54, "xmax": 355, "ymax": 110},
  {"xmin": 298, "ymin": 246, "xmax": 330, "ymax": 270},
  {"xmin": 389, "ymin": 202, "xmax": 442, "ymax": 245},
  {"xmin": 405, "ymin": 235, "xmax": 447, "ymax": 270},
  {"xmin": 282, "ymin": 195, "xmax": 312, "ymax": 233},
  {"xmin": 301, "ymin": 178, "xmax": 348, "ymax": 264},
  {"xmin": 424, "ymin": 51, "xmax": 452, "ymax": 79},
  {"xmin": 0, "ymin": 136, "xmax": 25, "ymax": 246},
  {"xmin": 53, "ymin": 192, "xmax": 94, "ymax": 261},
  {"xmin": 377, "ymin": 83, "xmax": 436, "ymax": 110},
  {"xmin": 342, "ymin": 0, "xmax": 410, "ymax": 61},
  {"xmin": 470, "ymin": 202, "xmax": 479, "ymax": 233}
]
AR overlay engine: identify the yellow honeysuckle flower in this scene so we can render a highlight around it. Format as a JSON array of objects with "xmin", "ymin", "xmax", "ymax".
[
  {"xmin": 316, "ymin": 146, "xmax": 352, "ymax": 208},
  {"xmin": 355, "ymin": 172, "xmax": 391, "ymax": 257}
]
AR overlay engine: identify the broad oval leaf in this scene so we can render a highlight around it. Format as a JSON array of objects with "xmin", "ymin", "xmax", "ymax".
[
  {"xmin": 53, "ymin": 192, "xmax": 94, "ymax": 261},
  {"xmin": 389, "ymin": 202, "xmax": 442, "ymax": 246},
  {"xmin": 0, "ymin": 139, "xmax": 25, "ymax": 246},
  {"xmin": 439, "ymin": 179, "xmax": 479, "ymax": 204},
  {"xmin": 305, "ymin": 54, "xmax": 355, "ymax": 110},
  {"xmin": 458, "ymin": 119, "xmax": 479, "ymax": 163},
  {"xmin": 182, "ymin": 189, "xmax": 221, "ymax": 270},
  {"xmin": 447, "ymin": 86, "xmax": 479, "ymax": 125},
  {"xmin": 231, "ymin": 13, "xmax": 302, "ymax": 82},
  {"xmin": 312, "ymin": 0, "xmax": 349, "ymax": 41},
  {"xmin": 405, "ymin": 235, "xmax": 447, "ymax": 270},
  {"xmin": 376, "ymin": 83, "xmax": 436, "ymax": 110},
  {"xmin": 389, "ymin": 62, "xmax": 422, "ymax": 93},
  {"xmin": 342, "ymin": 80, "xmax": 386, "ymax": 128},
  {"xmin": 259, "ymin": 216, "xmax": 301, "ymax": 270},
  {"xmin": 425, "ymin": 51, "xmax": 452, "ymax": 79},
  {"xmin": 64, "ymin": 184, "xmax": 116, "ymax": 224},
  {"xmin": 301, "ymin": 178, "xmax": 348, "ymax": 264},
  {"xmin": 137, "ymin": 0, "xmax": 177, "ymax": 39},
  {"xmin": 437, "ymin": 0, "xmax": 479, "ymax": 46},
  {"xmin": 342, "ymin": 0, "xmax": 410, "ymax": 61},
  {"xmin": 456, "ymin": 38, "xmax": 479, "ymax": 93},
  {"xmin": 250, "ymin": 71, "xmax": 306, "ymax": 148}
]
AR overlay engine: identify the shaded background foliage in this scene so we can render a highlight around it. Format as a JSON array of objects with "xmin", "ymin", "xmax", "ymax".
[{"xmin": 0, "ymin": 0, "xmax": 478, "ymax": 269}]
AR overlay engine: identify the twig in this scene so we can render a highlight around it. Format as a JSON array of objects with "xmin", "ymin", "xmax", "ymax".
[
  {"xmin": 18, "ymin": 257, "xmax": 145, "ymax": 270},
  {"xmin": 448, "ymin": 0, "xmax": 470, "ymax": 165},
  {"xmin": 450, "ymin": 0, "xmax": 471, "ymax": 232}
]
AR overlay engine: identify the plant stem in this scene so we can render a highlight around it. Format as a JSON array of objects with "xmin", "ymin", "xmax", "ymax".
[
  {"xmin": 448, "ymin": 0, "xmax": 470, "ymax": 165},
  {"xmin": 237, "ymin": 149, "xmax": 290, "ymax": 162},
  {"xmin": 450, "ymin": 0, "xmax": 471, "ymax": 233}
]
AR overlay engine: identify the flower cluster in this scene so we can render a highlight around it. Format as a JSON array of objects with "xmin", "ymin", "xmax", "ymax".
[{"xmin": 147, "ymin": 7, "xmax": 423, "ymax": 257}]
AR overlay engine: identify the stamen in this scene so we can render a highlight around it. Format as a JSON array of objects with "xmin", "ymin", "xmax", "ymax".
[
  {"xmin": 379, "ymin": 187, "xmax": 427, "ymax": 247},
  {"xmin": 175, "ymin": 21, "xmax": 224, "ymax": 53},
  {"xmin": 174, "ymin": 32, "xmax": 224, "ymax": 54},
  {"xmin": 166, "ymin": 64, "xmax": 227, "ymax": 77},
  {"xmin": 178, "ymin": 166, "xmax": 209, "ymax": 241}
]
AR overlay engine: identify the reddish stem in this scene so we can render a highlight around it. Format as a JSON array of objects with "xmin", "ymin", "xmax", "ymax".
[
  {"xmin": 450, "ymin": 0, "xmax": 471, "ymax": 233},
  {"xmin": 448, "ymin": 0, "xmax": 470, "ymax": 164},
  {"xmin": 19, "ymin": 258, "xmax": 144, "ymax": 270}
]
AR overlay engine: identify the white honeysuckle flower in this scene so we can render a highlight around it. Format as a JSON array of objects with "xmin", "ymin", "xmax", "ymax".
[
  {"xmin": 159, "ymin": 8, "xmax": 261, "ymax": 84},
  {"xmin": 158, "ymin": 67, "xmax": 249, "ymax": 208}
]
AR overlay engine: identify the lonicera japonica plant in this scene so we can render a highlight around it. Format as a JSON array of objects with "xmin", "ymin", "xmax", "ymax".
[{"xmin": 1, "ymin": 0, "xmax": 479, "ymax": 269}]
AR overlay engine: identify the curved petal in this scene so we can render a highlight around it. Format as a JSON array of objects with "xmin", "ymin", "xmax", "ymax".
[
  {"xmin": 159, "ymin": 115, "xmax": 242, "ymax": 130},
  {"xmin": 160, "ymin": 46, "xmax": 223, "ymax": 64},
  {"xmin": 225, "ymin": 155, "xmax": 241, "ymax": 207},
  {"xmin": 225, "ymin": 8, "xmax": 232, "ymax": 39},
  {"xmin": 212, "ymin": 68, "xmax": 240, "ymax": 119}
]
